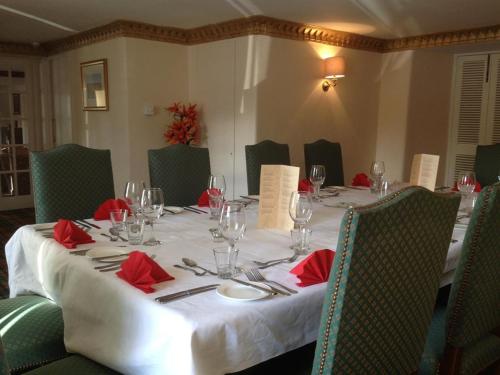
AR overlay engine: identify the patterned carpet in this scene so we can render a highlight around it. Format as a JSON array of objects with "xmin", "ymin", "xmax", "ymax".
[{"xmin": 0, "ymin": 208, "xmax": 35, "ymax": 298}]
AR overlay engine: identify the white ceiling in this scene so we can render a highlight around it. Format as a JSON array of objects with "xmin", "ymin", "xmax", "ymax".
[{"xmin": 1, "ymin": 0, "xmax": 500, "ymax": 44}]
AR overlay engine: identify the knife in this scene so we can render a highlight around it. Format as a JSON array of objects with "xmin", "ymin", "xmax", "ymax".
[
  {"xmin": 155, "ymin": 284, "xmax": 220, "ymax": 303},
  {"xmin": 229, "ymin": 278, "xmax": 277, "ymax": 295},
  {"xmin": 81, "ymin": 219, "xmax": 101, "ymax": 229},
  {"xmin": 183, "ymin": 206, "xmax": 208, "ymax": 214},
  {"xmin": 73, "ymin": 220, "xmax": 92, "ymax": 229}
]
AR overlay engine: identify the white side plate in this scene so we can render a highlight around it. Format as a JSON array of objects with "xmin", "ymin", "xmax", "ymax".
[
  {"xmin": 164, "ymin": 206, "xmax": 184, "ymax": 214},
  {"xmin": 216, "ymin": 281, "xmax": 271, "ymax": 301},
  {"xmin": 86, "ymin": 247, "xmax": 129, "ymax": 259}
]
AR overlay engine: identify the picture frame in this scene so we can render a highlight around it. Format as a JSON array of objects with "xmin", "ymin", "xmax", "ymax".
[{"xmin": 80, "ymin": 59, "xmax": 109, "ymax": 111}]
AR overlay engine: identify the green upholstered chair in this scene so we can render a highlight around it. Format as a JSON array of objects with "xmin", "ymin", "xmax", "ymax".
[
  {"xmin": 419, "ymin": 183, "xmax": 500, "ymax": 375},
  {"xmin": 0, "ymin": 295, "xmax": 67, "ymax": 373},
  {"xmin": 31, "ymin": 144, "xmax": 115, "ymax": 224},
  {"xmin": 148, "ymin": 144, "xmax": 211, "ymax": 206},
  {"xmin": 24, "ymin": 354, "xmax": 121, "ymax": 374},
  {"xmin": 312, "ymin": 186, "xmax": 460, "ymax": 374},
  {"xmin": 245, "ymin": 140, "xmax": 291, "ymax": 195},
  {"xmin": 304, "ymin": 139, "xmax": 344, "ymax": 186},
  {"xmin": 473, "ymin": 144, "xmax": 500, "ymax": 187}
]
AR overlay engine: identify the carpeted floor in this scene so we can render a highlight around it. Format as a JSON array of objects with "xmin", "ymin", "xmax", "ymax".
[{"xmin": 0, "ymin": 208, "xmax": 36, "ymax": 298}]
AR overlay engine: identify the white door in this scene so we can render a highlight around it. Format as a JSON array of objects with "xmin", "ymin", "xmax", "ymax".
[{"xmin": 0, "ymin": 60, "xmax": 36, "ymax": 210}]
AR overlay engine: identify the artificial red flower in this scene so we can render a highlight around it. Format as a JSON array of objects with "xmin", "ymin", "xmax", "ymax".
[{"xmin": 164, "ymin": 102, "xmax": 201, "ymax": 145}]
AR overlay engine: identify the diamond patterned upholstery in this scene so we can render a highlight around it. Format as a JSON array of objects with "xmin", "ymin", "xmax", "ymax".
[
  {"xmin": 304, "ymin": 139, "xmax": 344, "ymax": 186},
  {"xmin": 25, "ymin": 354, "xmax": 120, "ymax": 375},
  {"xmin": 31, "ymin": 144, "xmax": 115, "ymax": 224},
  {"xmin": 419, "ymin": 182, "xmax": 500, "ymax": 374},
  {"xmin": 245, "ymin": 140, "xmax": 291, "ymax": 195},
  {"xmin": 0, "ymin": 295, "xmax": 67, "ymax": 373},
  {"xmin": 312, "ymin": 187, "xmax": 460, "ymax": 374},
  {"xmin": 148, "ymin": 144, "xmax": 211, "ymax": 206},
  {"xmin": 473, "ymin": 144, "xmax": 500, "ymax": 187}
]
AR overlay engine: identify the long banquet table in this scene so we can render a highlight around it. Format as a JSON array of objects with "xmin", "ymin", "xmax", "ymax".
[{"xmin": 5, "ymin": 189, "xmax": 467, "ymax": 375}]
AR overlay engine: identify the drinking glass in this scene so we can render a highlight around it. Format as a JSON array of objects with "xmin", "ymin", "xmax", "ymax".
[
  {"xmin": 213, "ymin": 247, "xmax": 239, "ymax": 279},
  {"xmin": 126, "ymin": 215, "xmax": 145, "ymax": 245},
  {"xmin": 370, "ymin": 161, "xmax": 386, "ymax": 193},
  {"xmin": 218, "ymin": 201, "xmax": 246, "ymax": 251},
  {"xmin": 110, "ymin": 209, "xmax": 127, "ymax": 240},
  {"xmin": 309, "ymin": 165, "xmax": 326, "ymax": 200},
  {"xmin": 141, "ymin": 187, "xmax": 164, "ymax": 246},
  {"xmin": 457, "ymin": 172, "xmax": 476, "ymax": 194},
  {"xmin": 124, "ymin": 181, "xmax": 145, "ymax": 216},
  {"xmin": 208, "ymin": 174, "xmax": 226, "ymax": 220},
  {"xmin": 289, "ymin": 191, "xmax": 313, "ymax": 253}
]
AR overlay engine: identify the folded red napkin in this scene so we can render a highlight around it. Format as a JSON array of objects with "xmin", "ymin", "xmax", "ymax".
[
  {"xmin": 117, "ymin": 251, "xmax": 174, "ymax": 293},
  {"xmin": 290, "ymin": 249, "xmax": 335, "ymax": 287},
  {"xmin": 198, "ymin": 189, "xmax": 222, "ymax": 207},
  {"xmin": 451, "ymin": 181, "xmax": 481, "ymax": 192},
  {"xmin": 53, "ymin": 219, "xmax": 95, "ymax": 249},
  {"xmin": 351, "ymin": 173, "xmax": 371, "ymax": 187},
  {"xmin": 93, "ymin": 199, "xmax": 131, "ymax": 220},
  {"xmin": 298, "ymin": 178, "xmax": 314, "ymax": 192}
]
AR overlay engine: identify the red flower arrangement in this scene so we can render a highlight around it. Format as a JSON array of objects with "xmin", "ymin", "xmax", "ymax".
[{"xmin": 164, "ymin": 102, "xmax": 201, "ymax": 145}]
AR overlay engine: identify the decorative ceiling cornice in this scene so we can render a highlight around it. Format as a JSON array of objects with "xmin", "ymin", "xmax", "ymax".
[
  {"xmin": 0, "ymin": 41, "xmax": 44, "ymax": 56},
  {"xmin": 383, "ymin": 24, "xmax": 500, "ymax": 52},
  {"xmin": 2, "ymin": 17, "xmax": 500, "ymax": 57}
]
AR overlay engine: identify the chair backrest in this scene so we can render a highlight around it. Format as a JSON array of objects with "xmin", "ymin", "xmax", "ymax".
[
  {"xmin": 474, "ymin": 144, "xmax": 500, "ymax": 187},
  {"xmin": 245, "ymin": 140, "xmax": 290, "ymax": 195},
  {"xmin": 304, "ymin": 139, "xmax": 344, "ymax": 186},
  {"xmin": 312, "ymin": 187, "xmax": 460, "ymax": 374},
  {"xmin": 445, "ymin": 182, "xmax": 500, "ymax": 347},
  {"xmin": 148, "ymin": 144, "xmax": 211, "ymax": 206},
  {"xmin": 31, "ymin": 144, "xmax": 115, "ymax": 223}
]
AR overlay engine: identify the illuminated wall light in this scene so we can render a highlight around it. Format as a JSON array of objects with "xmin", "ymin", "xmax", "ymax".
[{"xmin": 322, "ymin": 56, "xmax": 346, "ymax": 92}]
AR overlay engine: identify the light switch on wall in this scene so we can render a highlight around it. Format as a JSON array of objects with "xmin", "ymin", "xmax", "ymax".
[{"xmin": 144, "ymin": 105, "xmax": 155, "ymax": 116}]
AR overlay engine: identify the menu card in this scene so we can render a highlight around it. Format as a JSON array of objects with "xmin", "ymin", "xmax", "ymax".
[
  {"xmin": 257, "ymin": 165, "xmax": 300, "ymax": 230},
  {"xmin": 409, "ymin": 154, "xmax": 440, "ymax": 191}
]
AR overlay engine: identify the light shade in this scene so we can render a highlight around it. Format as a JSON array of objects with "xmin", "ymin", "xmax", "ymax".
[{"xmin": 324, "ymin": 56, "xmax": 346, "ymax": 79}]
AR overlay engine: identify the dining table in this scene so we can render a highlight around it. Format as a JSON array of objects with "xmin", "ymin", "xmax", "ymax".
[{"xmin": 5, "ymin": 188, "xmax": 468, "ymax": 375}]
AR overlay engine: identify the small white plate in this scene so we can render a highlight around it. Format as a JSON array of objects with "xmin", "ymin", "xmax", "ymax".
[
  {"xmin": 86, "ymin": 247, "xmax": 129, "ymax": 259},
  {"xmin": 163, "ymin": 206, "xmax": 184, "ymax": 214},
  {"xmin": 216, "ymin": 281, "xmax": 272, "ymax": 301},
  {"xmin": 323, "ymin": 186, "xmax": 347, "ymax": 191}
]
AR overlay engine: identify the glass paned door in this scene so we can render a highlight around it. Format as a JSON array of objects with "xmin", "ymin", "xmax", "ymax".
[{"xmin": 0, "ymin": 62, "xmax": 34, "ymax": 210}]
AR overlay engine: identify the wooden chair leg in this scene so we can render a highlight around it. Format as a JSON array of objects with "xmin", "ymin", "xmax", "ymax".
[{"xmin": 439, "ymin": 345, "xmax": 462, "ymax": 375}]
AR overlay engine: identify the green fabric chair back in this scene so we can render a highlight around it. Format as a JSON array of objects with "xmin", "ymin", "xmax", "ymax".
[
  {"xmin": 31, "ymin": 144, "xmax": 115, "ymax": 223},
  {"xmin": 148, "ymin": 144, "xmax": 211, "ymax": 206},
  {"xmin": 445, "ymin": 182, "xmax": 500, "ymax": 347},
  {"xmin": 245, "ymin": 140, "xmax": 291, "ymax": 195},
  {"xmin": 474, "ymin": 144, "xmax": 500, "ymax": 187},
  {"xmin": 0, "ymin": 296, "xmax": 67, "ymax": 373},
  {"xmin": 304, "ymin": 139, "xmax": 344, "ymax": 186},
  {"xmin": 312, "ymin": 187, "xmax": 460, "ymax": 374}
]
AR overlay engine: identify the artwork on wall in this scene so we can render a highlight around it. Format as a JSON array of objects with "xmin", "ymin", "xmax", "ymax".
[{"xmin": 80, "ymin": 59, "xmax": 108, "ymax": 111}]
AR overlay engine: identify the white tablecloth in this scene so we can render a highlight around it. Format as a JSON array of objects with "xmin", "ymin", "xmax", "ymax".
[{"xmin": 5, "ymin": 189, "xmax": 465, "ymax": 375}]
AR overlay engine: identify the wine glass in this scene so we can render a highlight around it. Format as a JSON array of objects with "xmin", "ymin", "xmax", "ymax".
[
  {"xmin": 218, "ymin": 201, "xmax": 246, "ymax": 250},
  {"xmin": 208, "ymin": 175, "xmax": 226, "ymax": 220},
  {"xmin": 124, "ymin": 181, "xmax": 145, "ymax": 216},
  {"xmin": 457, "ymin": 172, "xmax": 476, "ymax": 194},
  {"xmin": 289, "ymin": 191, "xmax": 313, "ymax": 253},
  {"xmin": 309, "ymin": 165, "xmax": 326, "ymax": 200},
  {"xmin": 141, "ymin": 188, "xmax": 164, "ymax": 246},
  {"xmin": 370, "ymin": 161, "xmax": 385, "ymax": 193}
]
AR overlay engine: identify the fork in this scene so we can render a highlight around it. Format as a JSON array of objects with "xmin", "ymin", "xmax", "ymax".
[
  {"xmin": 246, "ymin": 269, "xmax": 296, "ymax": 294},
  {"xmin": 174, "ymin": 264, "xmax": 207, "ymax": 276},
  {"xmin": 253, "ymin": 254, "xmax": 299, "ymax": 266}
]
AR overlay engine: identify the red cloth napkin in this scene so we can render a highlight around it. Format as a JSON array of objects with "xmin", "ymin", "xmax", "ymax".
[
  {"xmin": 351, "ymin": 173, "xmax": 371, "ymax": 187},
  {"xmin": 290, "ymin": 249, "xmax": 335, "ymax": 287},
  {"xmin": 451, "ymin": 181, "xmax": 481, "ymax": 192},
  {"xmin": 298, "ymin": 178, "xmax": 314, "ymax": 192},
  {"xmin": 117, "ymin": 251, "xmax": 174, "ymax": 293},
  {"xmin": 53, "ymin": 219, "xmax": 95, "ymax": 249},
  {"xmin": 198, "ymin": 189, "xmax": 222, "ymax": 207},
  {"xmin": 93, "ymin": 199, "xmax": 131, "ymax": 220}
]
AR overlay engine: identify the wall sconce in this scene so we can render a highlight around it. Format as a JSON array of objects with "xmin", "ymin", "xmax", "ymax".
[{"xmin": 322, "ymin": 56, "xmax": 345, "ymax": 92}]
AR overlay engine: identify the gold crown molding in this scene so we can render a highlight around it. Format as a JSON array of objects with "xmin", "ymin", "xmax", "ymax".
[
  {"xmin": 383, "ymin": 24, "xmax": 500, "ymax": 52},
  {"xmin": 0, "ymin": 41, "xmax": 44, "ymax": 56}
]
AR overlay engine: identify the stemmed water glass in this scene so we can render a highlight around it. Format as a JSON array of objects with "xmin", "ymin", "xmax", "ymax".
[
  {"xmin": 289, "ymin": 191, "xmax": 313, "ymax": 253},
  {"xmin": 141, "ymin": 187, "xmax": 164, "ymax": 246},
  {"xmin": 207, "ymin": 174, "xmax": 226, "ymax": 220},
  {"xmin": 124, "ymin": 181, "xmax": 145, "ymax": 216},
  {"xmin": 218, "ymin": 201, "xmax": 246, "ymax": 251},
  {"xmin": 309, "ymin": 165, "xmax": 326, "ymax": 200},
  {"xmin": 370, "ymin": 161, "xmax": 385, "ymax": 193}
]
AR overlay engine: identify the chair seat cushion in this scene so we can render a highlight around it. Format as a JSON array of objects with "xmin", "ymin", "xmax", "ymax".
[
  {"xmin": 460, "ymin": 334, "xmax": 500, "ymax": 375},
  {"xmin": 25, "ymin": 354, "xmax": 120, "ymax": 374},
  {"xmin": 0, "ymin": 295, "xmax": 67, "ymax": 372}
]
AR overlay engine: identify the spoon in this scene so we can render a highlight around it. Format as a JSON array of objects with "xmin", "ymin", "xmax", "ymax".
[
  {"xmin": 182, "ymin": 258, "xmax": 218, "ymax": 275},
  {"xmin": 109, "ymin": 228, "xmax": 127, "ymax": 242},
  {"xmin": 101, "ymin": 233, "xmax": 117, "ymax": 242},
  {"xmin": 174, "ymin": 264, "xmax": 207, "ymax": 276}
]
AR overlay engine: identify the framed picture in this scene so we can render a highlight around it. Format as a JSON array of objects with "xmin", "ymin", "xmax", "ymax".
[{"xmin": 80, "ymin": 59, "xmax": 108, "ymax": 111}]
